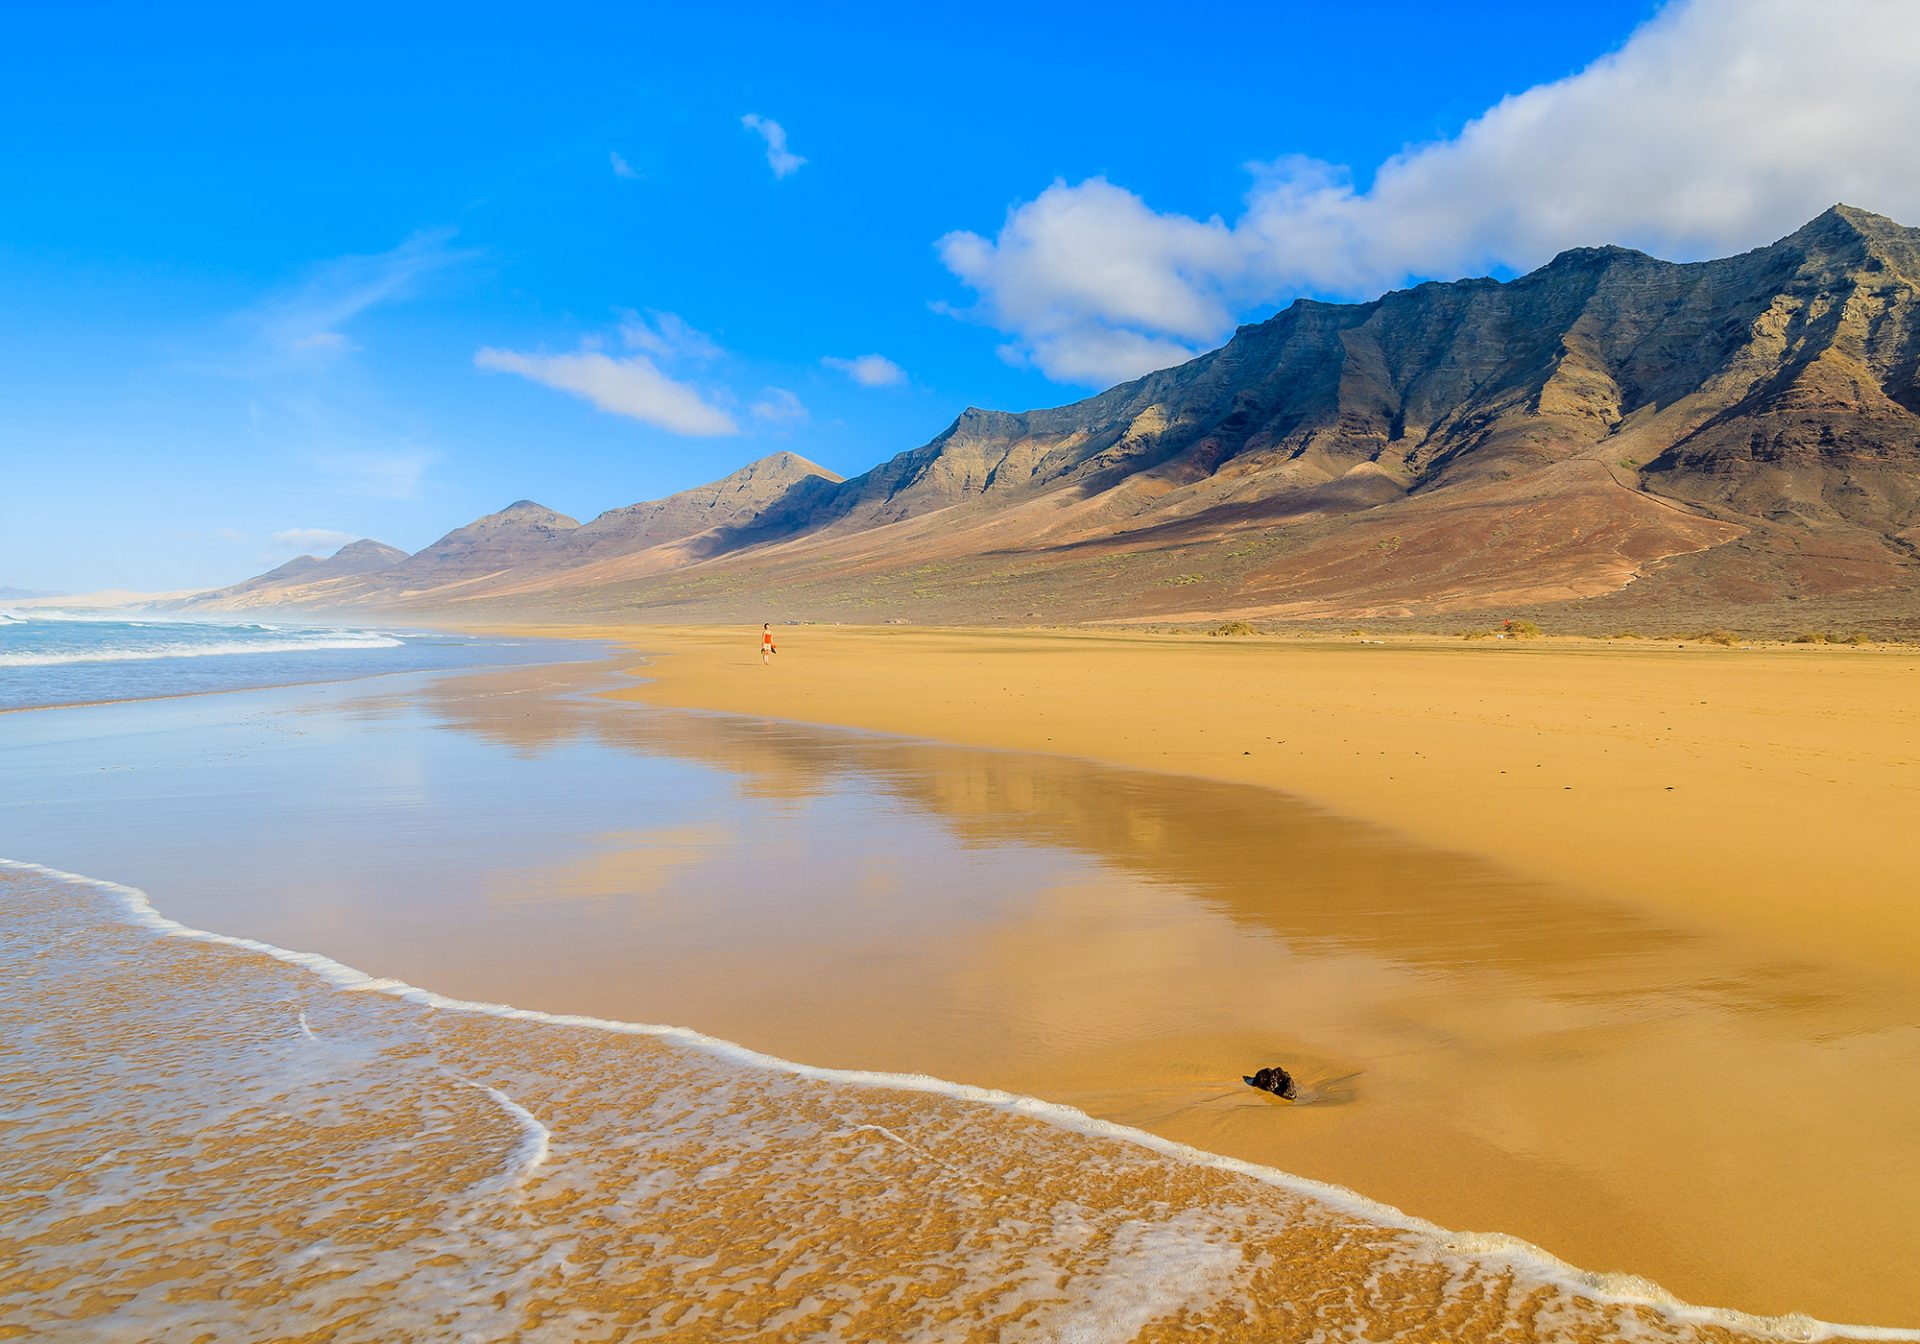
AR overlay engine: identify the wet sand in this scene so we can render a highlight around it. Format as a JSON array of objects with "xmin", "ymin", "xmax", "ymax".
[
  {"xmin": 13, "ymin": 859, "xmax": 1892, "ymax": 1344},
  {"xmin": 589, "ymin": 625, "xmax": 1920, "ymax": 984},
  {"xmin": 5, "ymin": 657, "xmax": 1917, "ymax": 1329}
]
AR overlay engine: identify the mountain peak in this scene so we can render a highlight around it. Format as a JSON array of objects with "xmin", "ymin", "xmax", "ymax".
[
  {"xmin": 1537, "ymin": 242, "xmax": 1652, "ymax": 273},
  {"xmin": 732, "ymin": 450, "xmax": 842, "ymax": 485},
  {"xmin": 1782, "ymin": 202, "xmax": 1909, "ymax": 254},
  {"xmin": 331, "ymin": 538, "xmax": 405, "ymax": 562},
  {"xmin": 1817, "ymin": 202, "xmax": 1898, "ymax": 233},
  {"xmin": 481, "ymin": 500, "xmax": 579, "ymax": 528}
]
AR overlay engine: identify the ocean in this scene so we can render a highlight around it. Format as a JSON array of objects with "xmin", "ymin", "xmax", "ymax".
[{"xmin": 0, "ymin": 610, "xmax": 588, "ymax": 710}]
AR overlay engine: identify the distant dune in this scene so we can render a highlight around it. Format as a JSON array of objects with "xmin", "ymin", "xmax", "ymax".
[
  {"xmin": 190, "ymin": 206, "xmax": 1920, "ymax": 633},
  {"xmin": 12, "ymin": 587, "xmax": 209, "ymax": 611}
]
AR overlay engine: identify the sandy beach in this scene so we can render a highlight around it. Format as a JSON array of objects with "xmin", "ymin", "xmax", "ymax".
[{"xmin": 5, "ymin": 642, "xmax": 1918, "ymax": 1333}]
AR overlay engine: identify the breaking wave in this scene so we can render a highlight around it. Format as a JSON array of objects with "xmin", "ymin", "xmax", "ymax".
[{"xmin": 0, "ymin": 635, "xmax": 403, "ymax": 666}]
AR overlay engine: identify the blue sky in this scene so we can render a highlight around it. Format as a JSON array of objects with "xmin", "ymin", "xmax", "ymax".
[{"xmin": 7, "ymin": 0, "xmax": 1915, "ymax": 593}]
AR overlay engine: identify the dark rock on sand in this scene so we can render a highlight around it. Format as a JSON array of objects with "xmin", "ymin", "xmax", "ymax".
[{"xmin": 1244, "ymin": 1065, "xmax": 1298, "ymax": 1100}]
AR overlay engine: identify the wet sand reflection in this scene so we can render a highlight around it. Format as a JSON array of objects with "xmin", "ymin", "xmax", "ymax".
[{"xmin": 3, "ymin": 658, "xmax": 1916, "ymax": 1323}]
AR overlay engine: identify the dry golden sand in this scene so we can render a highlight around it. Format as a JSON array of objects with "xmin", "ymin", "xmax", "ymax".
[{"xmin": 583, "ymin": 625, "xmax": 1920, "ymax": 983}]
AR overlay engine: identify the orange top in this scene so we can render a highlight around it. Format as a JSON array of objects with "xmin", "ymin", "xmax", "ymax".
[{"xmin": 762, "ymin": 631, "xmax": 773, "ymax": 645}]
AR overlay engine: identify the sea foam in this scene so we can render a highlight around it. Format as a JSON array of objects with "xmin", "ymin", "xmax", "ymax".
[
  {"xmin": 2, "ymin": 855, "xmax": 1914, "ymax": 1343},
  {"xmin": 0, "ymin": 636, "xmax": 404, "ymax": 666}
]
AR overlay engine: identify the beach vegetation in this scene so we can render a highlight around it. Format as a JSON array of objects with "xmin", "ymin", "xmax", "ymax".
[
  {"xmin": 1209, "ymin": 620, "xmax": 1260, "ymax": 637},
  {"xmin": 1695, "ymin": 628, "xmax": 1742, "ymax": 646}
]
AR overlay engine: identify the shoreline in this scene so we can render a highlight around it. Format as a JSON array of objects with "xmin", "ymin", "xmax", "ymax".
[
  {"xmin": 0, "ymin": 632, "xmax": 610, "ymax": 716},
  {"xmin": 7, "ymin": 855, "xmax": 1910, "ymax": 1344},
  {"xmin": 10, "ymin": 632, "xmax": 1918, "ymax": 1325}
]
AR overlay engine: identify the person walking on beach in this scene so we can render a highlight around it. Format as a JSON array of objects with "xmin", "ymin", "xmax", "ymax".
[{"xmin": 761, "ymin": 622, "xmax": 776, "ymax": 666}]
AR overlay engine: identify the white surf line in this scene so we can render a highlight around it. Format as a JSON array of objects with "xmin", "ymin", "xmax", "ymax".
[
  {"xmin": 0, "ymin": 636, "xmax": 404, "ymax": 666},
  {"xmin": 450, "ymin": 1073, "xmax": 552, "ymax": 1192},
  {"xmin": 2, "ymin": 854, "xmax": 1913, "ymax": 1343},
  {"xmin": 292, "ymin": 995, "xmax": 546, "ymax": 1190},
  {"xmin": 291, "ymin": 990, "xmax": 549, "ymax": 1182}
]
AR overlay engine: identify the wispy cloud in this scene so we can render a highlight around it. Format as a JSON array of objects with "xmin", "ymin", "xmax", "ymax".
[
  {"xmin": 609, "ymin": 150, "xmax": 642, "ymax": 180},
  {"xmin": 249, "ymin": 229, "xmax": 475, "ymax": 363},
  {"xmin": 620, "ymin": 310, "xmax": 722, "ymax": 363},
  {"xmin": 741, "ymin": 114, "xmax": 805, "ymax": 179},
  {"xmin": 939, "ymin": 0, "xmax": 1920, "ymax": 384},
  {"xmin": 270, "ymin": 527, "xmax": 359, "ymax": 553},
  {"xmin": 291, "ymin": 330, "xmax": 358, "ymax": 354},
  {"xmin": 240, "ymin": 390, "xmax": 440, "ymax": 503},
  {"xmin": 822, "ymin": 353, "xmax": 906, "ymax": 387},
  {"xmin": 475, "ymin": 347, "xmax": 739, "ymax": 436},
  {"xmin": 750, "ymin": 387, "xmax": 809, "ymax": 425},
  {"xmin": 313, "ymin": 445, "xmax": 437, "ymax": 501}
]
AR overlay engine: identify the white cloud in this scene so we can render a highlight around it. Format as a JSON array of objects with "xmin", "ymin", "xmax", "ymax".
[
  {"xmin": 741, "ymin": 114, "xmax": 806, "ymax": 179},
  {"xmin": 475, "ymin": 347, "xmax": 739, "ymax": 436},
  {"xmin": 271, "ymin": 528, "xmax": 360, "ymax": 553},
  {"xmin": 610, "ymin": 150, "xmax": 641, "ymax": 180},
  {"xmin": 822, "ymin": 353, "xmax": 907, "ymax": 387},
  {"xmin": 620, "ymin": 310, "xmax": 722, "ymax": 363},
  {"xmin": 750, "ymin": 387, "xmax": 809, "ymax": 425},
  {"xmin": 938, "ymin": 0, "xmax": 1920, "ymax": 384}
]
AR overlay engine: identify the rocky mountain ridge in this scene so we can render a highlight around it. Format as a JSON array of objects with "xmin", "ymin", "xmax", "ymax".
[{"xmin": 191, "ymin": 206, "xmax": 1920, "ymax": 627}]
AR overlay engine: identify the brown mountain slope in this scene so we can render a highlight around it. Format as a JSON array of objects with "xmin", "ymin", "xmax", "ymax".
[
  {"xmin": 184, "ymin": 538, "xmax": 407, "ymax": 610},
  {"xmin": 196, "ymin": 455, "xmax": 845, "ymax": 611},
  {"xmin": 770, "ymin": 205, "xmax": 1917, "ymax": 548},
  {"xmin": 557, "ymin": 452, "xmax": 842, "ymax": 566},
  {"xmin": 199, "ymin": 206, "xmax": 1920, "ymax": 627},
  {"xmin": 378, "ymin": 500, "xmax": 581, "ymax": 595}
]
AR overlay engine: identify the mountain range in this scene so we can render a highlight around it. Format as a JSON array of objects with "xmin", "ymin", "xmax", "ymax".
[{"xmin": 188, "ymin": 205, "xmax": 1920, "ymax": 630}]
